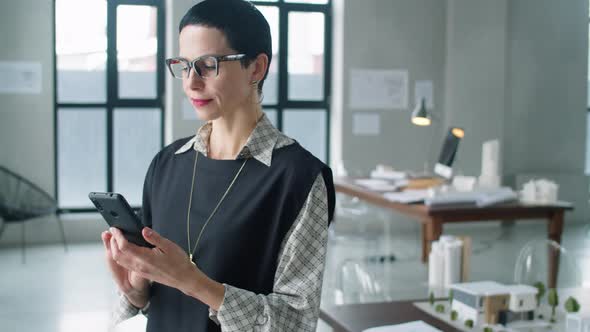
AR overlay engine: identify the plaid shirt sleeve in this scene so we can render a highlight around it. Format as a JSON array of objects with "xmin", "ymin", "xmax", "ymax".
[{"xmin": 210, "ymin": 173, "xmax": 329, "ymax": 331}]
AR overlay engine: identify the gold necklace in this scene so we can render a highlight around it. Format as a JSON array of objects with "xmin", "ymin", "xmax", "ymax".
[{"xmin": 185, "ymin": 151, "xmax": 248, "ymax": 265}]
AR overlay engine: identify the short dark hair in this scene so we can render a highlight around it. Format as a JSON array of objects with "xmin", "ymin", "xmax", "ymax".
[{"xmin": 179, "ymin": 0, "xmax": 272, "ymax": 94}]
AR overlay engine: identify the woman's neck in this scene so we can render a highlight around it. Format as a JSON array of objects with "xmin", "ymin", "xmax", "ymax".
[{"xmin": 208, "ymin": 106, "xmax": 263, "ymax": 160}]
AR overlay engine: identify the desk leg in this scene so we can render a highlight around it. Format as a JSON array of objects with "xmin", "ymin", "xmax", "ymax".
[
  {"xmin": 547, "ymin": 211, "xmax": 564, "ymax": 289},
  {"xmin": 422, "ymin": 219, "xmax": 443, "ymax": 263}
]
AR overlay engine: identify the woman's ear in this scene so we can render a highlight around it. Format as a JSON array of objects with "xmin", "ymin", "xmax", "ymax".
[{"xmin": 250, "ymin": 53, "xmax": 269, "ymax": 83}]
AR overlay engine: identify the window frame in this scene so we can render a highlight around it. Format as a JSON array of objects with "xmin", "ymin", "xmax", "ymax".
[
  {"xmin": 252, "ymin": 0, "xmax": 332, "ymax": 163},
  {"xmin": 53, "ymin": 0, "xmax": 166, "ymax": 213}
]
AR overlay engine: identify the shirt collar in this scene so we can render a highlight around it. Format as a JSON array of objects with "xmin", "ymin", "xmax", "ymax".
[{"xmin": 174, "ymin": 113, "xmax": 280, "ymax": 167}]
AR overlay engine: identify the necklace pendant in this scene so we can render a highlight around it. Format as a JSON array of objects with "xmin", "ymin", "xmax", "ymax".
[{"xmin": 189, "ymin": 254, "xmax": 196, "ymax": 266}]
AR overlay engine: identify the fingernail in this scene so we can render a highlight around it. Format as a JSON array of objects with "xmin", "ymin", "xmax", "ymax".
[{"xmin": 109, "ymin": 227, "xmax": 114, "ymax": 233}]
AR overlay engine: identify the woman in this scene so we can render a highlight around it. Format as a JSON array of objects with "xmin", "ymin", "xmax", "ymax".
[{"xmin": 101, "ymin": 0, "xmax": 335, "ymax": 331}]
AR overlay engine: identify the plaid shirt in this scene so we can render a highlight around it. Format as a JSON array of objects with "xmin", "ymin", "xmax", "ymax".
[{"xmin": 111, "ymin": 113, "xmax": 329, "ymax": 331}]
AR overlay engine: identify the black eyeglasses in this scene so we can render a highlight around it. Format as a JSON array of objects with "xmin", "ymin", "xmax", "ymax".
[{"xmin": 165, "ymin": 54, "xmax": 247, "ymax": 79}]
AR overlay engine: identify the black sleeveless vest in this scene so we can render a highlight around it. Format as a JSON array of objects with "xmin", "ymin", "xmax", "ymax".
[{"xmin": 141, "ymin": 138, "xmax": 335, "ymax": 332}]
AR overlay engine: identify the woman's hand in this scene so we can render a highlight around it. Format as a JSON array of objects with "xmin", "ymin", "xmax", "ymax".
[
  {"xmin": 106, "ymin": 227, "xmax": 224, "ymax": 310},
  {"xmin": 101, "ymin": 231, "xmax": 151, "ymax": 308}
]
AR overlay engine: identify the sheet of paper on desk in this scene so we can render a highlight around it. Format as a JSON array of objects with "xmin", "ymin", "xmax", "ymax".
[
  {"xmin": 362, "ymin": 320, "xmax": 442, "ymax": 332},
  {"xmin": 354, "ymin": 179, "xmax": 400, "ymax": 192},
  {"xmin": 384, "ymin": 189, "xmax": 429, "ymax": 203}
]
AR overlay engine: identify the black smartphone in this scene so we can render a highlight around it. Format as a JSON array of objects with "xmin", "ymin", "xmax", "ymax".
[{"xmin": 88, "ymin": 192, "xmax": 154, "ymax": 248}]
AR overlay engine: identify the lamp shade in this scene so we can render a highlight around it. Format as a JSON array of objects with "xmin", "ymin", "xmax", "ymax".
[
  {"xmin": 411, "ymin": 98, "xmax": 431, "ymax": 126},
  {"xmin": 451, "ymin": 127, "xmax": 465, "ymax": 138}
]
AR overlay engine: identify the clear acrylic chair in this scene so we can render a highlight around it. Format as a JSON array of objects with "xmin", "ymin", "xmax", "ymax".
[
  {"xmin": 514, "ymin": 239, "xmax": 581, "ymax": 290},
  {"xmin": 327, "ymin": 193, "xmax": 398, "ymax": 305}
]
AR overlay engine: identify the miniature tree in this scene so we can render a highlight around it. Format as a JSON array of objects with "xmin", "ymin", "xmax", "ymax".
[
  {"xmin": 429, "ymin": 292, "xmax": 435, "ymax": 306},
  {"xmin": 547, "ymin": 288, "xmax": 559, "ymax": 323},
  {"xmin": 435, "ymin": 304, "xmax": 445, "ymax": 313},
  {"xmin": 450, "ymin": 310, "xmax": 458, "ymax": 321},
  {"xmin": 464, "ymin": 319, "xmax": 474, "ymax": 328},
  {"xmin": 533, "ymin": 281, "xmax": 546, "ymax": 307},
  {"xmin": 564, "ymin": 296, "xmax": 580, "ymax": 313},
  {"xmin": 483, "ymin": 327, "xmax": 493, "ymax": 332}
]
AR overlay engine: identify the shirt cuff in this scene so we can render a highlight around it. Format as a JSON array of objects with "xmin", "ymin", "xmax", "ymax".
[
  {"xmin": 111, "ymin": 293, "xmax": 140, "ymax": 327},
  {"xmin": 216, "ymin": 284, "xmax": 269, "ymax": 331}
]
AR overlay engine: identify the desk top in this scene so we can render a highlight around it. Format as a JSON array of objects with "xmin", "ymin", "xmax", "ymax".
[
  {"xmin": 320, "ymin": 300, "xmax": 461, "ymax": 332},
  {"xmin": 320, "ymin": 289, "xmax": 590, "ymax": 332},
  {"xmin": 335, "ymin": 177, "xmax": 573, "ymax": 222}
]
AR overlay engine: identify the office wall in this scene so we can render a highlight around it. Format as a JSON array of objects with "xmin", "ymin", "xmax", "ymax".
[
  {"xmin": 443, "ymin": 0, "xmax": 508, "ymax": 175},
  {"xmin": 444, "ymin": 0, "xmax": 589, "ymax": 222},
  {"xmin": 506, "ymin": 0, "xmax": 589, "ymax": 223},
  {"xmin": 335, "ymin": 0, "xmax": 447, "ymax": 174},
  {"xmin": 0, "ymin": 0, "xmax": 61, "ymax": 246},
  {"xmin": 333, "ymin": 0, "xmax": 589, "ymax": 225},
  {"xmin": 2, "ymin": 0, "xmax": 588, "ymax": 245},
  {"xmin": 0, "ymin": 0, "xmax": 54, "ymax": 196},
  {"xmin": 165, "ymin": 0, "xmax": 206, "ymax": 144}
]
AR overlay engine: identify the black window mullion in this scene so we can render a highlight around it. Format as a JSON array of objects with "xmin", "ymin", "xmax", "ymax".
[
  {"xmin": 262, "ymin": 1, "xmax": 332, "ymax": 163},
  {"xmin": 116, "ymin": 0, "xmax": 160, "ymax": 5},
  {"xmin": 58, "ymin": 103, "xmax": 108, "ymax": 109},
  {"xmin": 324, "ymin": 6, "xmax": 332, "ymax": 165},
  {"xmin": 281, "ymin": 3, "xmax": 329, "ymax": 12},
  {"xmin": 157, "ymin": 2, "xmax": 166, "ymax": 149},
  {"xmin": 278, "ymin": 5, "xmax": 289, "ymax": 131},
  {"xmin": 107, "ymin": 0, "xmax": 117, "ymax": 193},
  {"xmin": 283, "ymin": 101, "xmax": 326, "ymax": 108}
]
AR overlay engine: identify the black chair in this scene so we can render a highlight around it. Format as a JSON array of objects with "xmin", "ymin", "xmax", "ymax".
[{"xmin": 0, "ymin": 165, "xmax": 67, "ymax": 263}]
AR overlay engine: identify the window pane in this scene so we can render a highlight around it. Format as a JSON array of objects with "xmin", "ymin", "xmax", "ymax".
[
  {"xmin": 56, "ymin": 0, "xmax": 107, "ymax": 103},
  {"xmin": 286, "ymin": 0, "xmax": 329, "ymax": 3},
  {"xmin": 264, "ymin": 109, "xmax": 278, "ymax": 127},
  {"xmin": 58, "ymin": 109, "xmax": 107, "ymax": 208},
  {"xmin": 283, "ymin": 109, "xmax": 326, "ymax": 162},
  {"xmin": 117, "ymin": 5, "xmax": 158, "ymax": 99},
  {"xmin": 256, "ymin": 6, "xmax": 279, "ymax": 105},
  {"xmin": 288, "ymin": 12, "xmax": 325, "ymax": 100},
  {"xmin": 113, "ymin": 108, "xmax": 161, "ymax": 206}
]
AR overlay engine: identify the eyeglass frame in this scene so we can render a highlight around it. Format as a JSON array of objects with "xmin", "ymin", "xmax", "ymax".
[{"xmin": 165, "ymin": 53, "xmax": 247, "ymax": 79}]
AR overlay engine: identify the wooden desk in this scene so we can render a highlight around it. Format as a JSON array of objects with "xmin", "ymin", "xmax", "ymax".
[
  {"xmin": 320, "ymin": 289, "xmax": 590, "ymax": 332},
  {"xmin": 335, "ymin": 177, "xmax": 573, "ymax": 288},
  {"xmin": 319, "ymin": 300, "xmax": 461, "ymax": 332}
]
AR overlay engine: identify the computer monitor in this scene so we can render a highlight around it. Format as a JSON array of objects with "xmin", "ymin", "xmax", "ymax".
[{"xmin": 434, "ymin": 127, "xmax": 464, "ymax": 179}]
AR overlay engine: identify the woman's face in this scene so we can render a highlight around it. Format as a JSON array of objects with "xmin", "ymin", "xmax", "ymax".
[{"xmin": 179, "ymin": 25, "xmax": 256, "ymax": 121}]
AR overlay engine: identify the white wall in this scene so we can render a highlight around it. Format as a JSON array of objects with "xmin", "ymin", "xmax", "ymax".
[
  {"xmin": 443, "ymin": 0, "xmax": 589, "ymax": 222},
  {"xmin": 332, "ymin": 0, "xmax": 589, "ymax": 225},
  {"xmin": 2, "ymin": 0, "xmax": 589, "ymax": 245},
  {"xmin": 0, "ymin": 0, "xmax": 54, "ymax": 195},
  {"xmin": 0, "ymin": 0, "xmax": 203, "ymax": 246},
  {"xmin": 165, "ymin": 0, "xmax": 206, "ymax": 144},
  {"xmin": 335, "ymin": 0, "xmax": 447, "ymax": 175},
  {"xmin": 0, "ymin": 0, "xmax": 61, "ymax": 246}
]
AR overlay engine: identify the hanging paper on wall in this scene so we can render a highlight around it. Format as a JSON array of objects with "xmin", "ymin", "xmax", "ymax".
[{"xmin": 349, "ymin": 69, "xmax": 408, "ymax": 110}]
